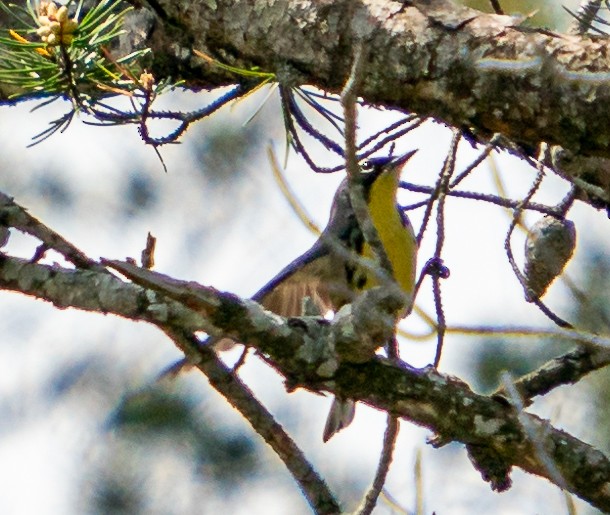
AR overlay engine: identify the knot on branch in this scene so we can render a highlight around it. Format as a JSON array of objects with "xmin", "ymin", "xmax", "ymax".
[
  {"xmin": 466, "ymin": 443, "xmax": 513, "ymax": 492},
  {"xmin": 331, "ymin": 286, "xmax": 402, "ymax": 364}
]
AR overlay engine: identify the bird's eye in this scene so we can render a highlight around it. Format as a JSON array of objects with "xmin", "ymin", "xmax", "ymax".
[{"xmin": 362, "ymin": 156, "xmax": 392, "ymax": 169}]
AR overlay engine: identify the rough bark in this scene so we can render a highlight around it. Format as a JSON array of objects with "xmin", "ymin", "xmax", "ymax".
[
  {"xmin": 1, "ymin": 252, "xmax": 610, "ymax": 511},
  {"xmin": 133, "ymin": 0, "xmax": 610, "ymax": 205},
  {"xmin": 1, "ymin": 0, "xmax": 610, "ymax": 200},
  {"xmin": 137, "ymin": 0, "xmax": 610, "ymax": 164}
]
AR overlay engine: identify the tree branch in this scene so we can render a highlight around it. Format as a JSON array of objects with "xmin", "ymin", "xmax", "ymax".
[
  {"xmin": 2, "ymin": 252, "xmax": 610, "ymax": 511},
  {"xmin": 119, "ymin": 0, "xmax": 610, "ymax": 164},
  {"xmin": 493, "ymin": 346, "xmax": 610, "ymax": 406},
  {"xmin": 161, "ymin": 327, "xmax": 341, "ymax": 515},
  {"xmin": 0, "ymin": 191, "xmax": 106, "ymax": 272},
  {"xmin": 2, "ymin": 0, "xmax": 610, "ymax": 206}
]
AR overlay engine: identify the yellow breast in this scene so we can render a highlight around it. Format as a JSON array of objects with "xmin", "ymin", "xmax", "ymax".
[{"xmin": 362, "ymin": 167, "xmax": 417, "ymax": 310}]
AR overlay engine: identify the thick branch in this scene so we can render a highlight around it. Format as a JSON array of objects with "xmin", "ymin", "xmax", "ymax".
[
  {"xmin": 0, "ymin": 252, "xmax": 340, "ymax": 512},
  {"xmin": 5, "ymin": 0, "xmax": 610, "ymax": 163},
  {"xmin": 2, "ymin": 1, "xmax": 610, "ymax": 203},
  {"xmin": 127, "ymin": 0, "xmax": 610, "ymax": 163},
  {"xmin": 2, "ymin": 253, "xmax": 610, "ymax": 511}
]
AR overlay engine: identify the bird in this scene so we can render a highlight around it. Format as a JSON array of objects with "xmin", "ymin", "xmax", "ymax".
[
  {"xmin": 252, "ymin": 151, "xmax": 418, "ymax": 318},
  {"xmin": 158, "ymin": 151, "xmax": 418, "ymax": 441},
  {"xmin": 246, "ymin": 151, "xmax": 419, "ymax": 440}
]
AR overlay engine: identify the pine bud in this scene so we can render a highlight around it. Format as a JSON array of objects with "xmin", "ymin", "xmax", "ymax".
[
  {"xmin": 56, "ymin": 6, "xmax": 68, "ymax": 23},
  {"xmin": 63, "ymin": 19, "xmax": 78, "ymax": 34}
]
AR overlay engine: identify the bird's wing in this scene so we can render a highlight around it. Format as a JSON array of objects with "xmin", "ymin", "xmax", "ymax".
[
  {"xmin": 212, "ymin": 244, "xmax": 336, "ymax": 351},
  {"xmin": 252, "ymin": 242, "xmax": 336, "ymax": 317}
]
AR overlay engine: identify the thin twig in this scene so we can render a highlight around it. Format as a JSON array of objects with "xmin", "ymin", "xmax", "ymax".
[
  {"xmin": 548, "ymin": 155, "xmax": 610, "ymax": 207},
  {"xmin": 342, "ymin": 42, "xmax": 366, "ymax": 176},
  {"xmin": 89, "ymin": 85, "xmax": 247, "ymax": 146},
  {"xmin": 0, "ymin": 191, "xmax": 106, "ymax": 272},
  {"xmin": 341, "ymin": 42, "xmax": 394, "ymax": 280},
  {"xmin": 494, "ymin": 345, "xmax": 610, "ymax": 405},
  {"xmin": 341, "ymin": 40, "xmax": 402, "ymax": 503},
  {"xmin": 432, "ymin": 131, "xmax": 460, "ymax": 367},
  {"xmin": 357, "ymin": 117, "xmax": 426, "ymax": 160},
  {"xmin": 489, "ymin": 0, "xmax": 505, "ymax": 15},
  {"xmin": 446, "ymin": 324, "xmax": 610, "ymax": 347},
  {"xmin": 400, "ymin": 182, "xmax": 563, "ymax": 216},
  {"xmin": 356, "ymin": 415, "xmax": 400, "ymax": 515},
  {"xmin": 357, "ymin": 115, "xmax": 418, "ymax": 151},
  {"xmin": 414, "ymin": 447, "xmax": 424, "ymax": 515},
  {"xmin": 567, "ymin": 0, "xmax": 604, "ymax": 35},
  {"xmin": 501, "ymin": 372, "xmax": 569, "ymax": 490},
  {"xmin": 562, "ymin": 273, "xmax": 610, "ymax": 329},
  {"xmin": 379, "ymin": 489, "xmax": 409, "ymax": 514},
  {"xmin": 415, "ymin": 133, "xmax": 461, "ymax": 247},
  {"xmin": 293, "ymin": 87, "xmax": 344, "ymax": 136},
  {"xmin": 279, "ymin": 85, "xmax": 342, "ymax": 174},
  {"xmin": 285, "ymin": 87, "xmax": 345, "ymax": 156},
  {"xmin": 555, "ymin": 186, "xmax": 578, "ymax": 217},
  {"xmin": 267, "ymin": 145, "xmax": 322, "ymax": 236},
  {"xmin": 450, "ymin": 133, "xmax": 501, "ymax": 188}
]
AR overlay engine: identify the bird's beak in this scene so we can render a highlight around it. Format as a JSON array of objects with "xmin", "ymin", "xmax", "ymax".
[
  {"xmin": 388, "ymin": 149, "xmax": 418, "ymax": 170},
  {"xmin": 360, "ymin": 149, "xmax": 419, "ymax": 182}
]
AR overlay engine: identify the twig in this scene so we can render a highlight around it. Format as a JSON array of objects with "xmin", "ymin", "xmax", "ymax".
[
  {"xmin": 295, "ymin": 87, "xmax": 343, "ymax": 127},
  {"xmin": 500, "ymin": 372, "xmax": 569, "ymax": 490},
  {"xmin": 562, "ymin": 272, "xmax": 610, "ymax": 329},
  {"xmin": 357, "ymin": 114, "xmax": 418, "ymax": 151},
  {"xmin": 285, "ymin": 88, "xmax": 345, "ymax": 156},
  {"xmin": 567, "ymin": 0, "xmax": 604, "ymax": 35},
  {"xmin": 447, "ymin": 324, "xmax": 610, "ymax": 348},
  {"xmin": 432, "ymin": 130, "xmax": 459, "ymax": 367},
  {"xmin": 0, "ymin": 190, "xmax": 106, "ymax": 272},
  {"xmin": 400, "ymin": 182, "xmax": 563, "ymax": 216},
  {"xmin": 450, "ymin": 133, "xmax": 501, "ymax": 188},
  {"xmin": 414, "ymin": 448, "xmax": 424, "ymax": 515},
  {"xmin": 341, "ymin": 42, "xmax": 366, "ymax": 176},
  {"xmin": 162, "ymin": 328, "xmax": 341, "ymax": 515},
  {"xmin": 89, "ymin": 85, "xmax": 247, "ymax": 146},
  {"xmin": 267, "ymin": 145, "xmax": 322, "ymax": 236},
  {"xmin": 340, "ymin": 39, "xmax": 403, "ymax": 493},
  {"xmin": 355, "ymin": 415, "xmax": 399, "ymax": 515},
  {"xmin": 279, "ymin": 85, "xmax": 342, "ymax": 174},
  {"xmin": 356, "ymin": 117, "xmax": 426, "ymax": 160},
  {"xmin": 379, "ymin": 489, "xmax": 409, "ymax": 514},
  {"xmin": 341, "ymin": 41, "xmax": 395, "ymax": 280},
  {"xmin": 489, "ymin": 0, "xmax": 505, "ymax": 15},
  {"xmin": 494, "ymin": 345, "xmax": 610, "ymax": 405}
]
